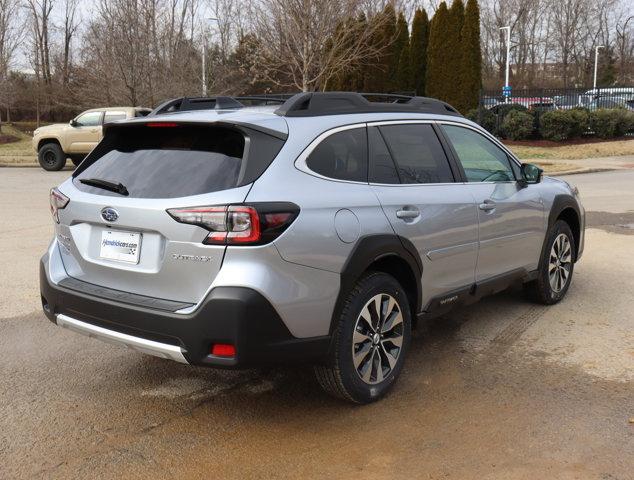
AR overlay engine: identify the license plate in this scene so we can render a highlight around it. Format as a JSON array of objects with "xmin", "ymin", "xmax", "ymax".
[{"xmin": 99, "ymin": 230, "xmax": 142, "ymax": 264}]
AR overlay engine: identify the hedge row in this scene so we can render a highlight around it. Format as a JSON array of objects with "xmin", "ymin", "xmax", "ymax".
[{"xmin": 466, "ymin": 106, "xmax": 634, "ymax": 141}]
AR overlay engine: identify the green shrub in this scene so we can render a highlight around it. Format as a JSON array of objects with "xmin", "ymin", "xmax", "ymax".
[
  {"xmin": 568, "ymin": 108, "xmax": 591, "ymax": 137},
  {"xmin": 466, "ymin": 108, "xmax": 496, "ymax": 133},
  {"xmin": 501, "ymin": 110, "xmax": 533, "ymax": 140},
  {"xmin": 589, "ymin": 109, "xmax": 632, "ymax": 139},
  {"xmin": 539, "ymin": 110, "xmax": 588, "ymax": 141}
]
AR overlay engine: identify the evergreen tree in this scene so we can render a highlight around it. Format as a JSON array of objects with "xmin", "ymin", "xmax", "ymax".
[
  {"xmin": 598, "ymin": 47, "xmax": 617, "ymax": 87},
  {"xmin": 363, "ymin": 4, "xmax": 397, "ymax": 92},
  {"xmin": 458, "ymin": 0, "xmax": 482, "ymax": 112},
  {"xmin": 445, "ymin": 0, "xmax": 465, "ymax": 107},
  {"xmin": 409, "ymin": 8, "xmax": 429, "ymax": 95},
  {"xmin": 394, "ymin": 12, "xmax": 411, "ymax": 91},
  {"xmin": 426, "ymin": 2, "xmax": 449, "ymax": 100}
]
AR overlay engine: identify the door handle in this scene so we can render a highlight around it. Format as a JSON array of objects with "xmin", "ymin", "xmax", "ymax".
[
  {"xmin": 396, "ymin": 208, "xmax": 420, "ymax": 219},
  {"xmin": 479, "ymin": 200, "xmax": 496, "ymax": 211}
]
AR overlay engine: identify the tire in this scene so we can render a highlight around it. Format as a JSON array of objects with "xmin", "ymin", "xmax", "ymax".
[
  {"xmin": 524, "ymin": 220, "xmax": 575, "ymax": 305},
  {"xmin": 315, "ymin": 272, "xmax": 412, "ymax": 404},
  {"xmin": 38, "ymin": 143, "xmax": 66, "ymax": 171},
  {"xmin": 70, "ymin": 156, "xmax": 84, "ymax": 167}
]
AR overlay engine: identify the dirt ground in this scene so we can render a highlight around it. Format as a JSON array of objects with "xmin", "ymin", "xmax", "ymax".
[{"xmin": 0, "ymin": 168, "xmax": 632, "ymax": 480}]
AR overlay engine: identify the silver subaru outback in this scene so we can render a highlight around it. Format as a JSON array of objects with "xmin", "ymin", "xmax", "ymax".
[{"xmin": 40, "ymin": 92, "xmax": 585, "ymax": 403}]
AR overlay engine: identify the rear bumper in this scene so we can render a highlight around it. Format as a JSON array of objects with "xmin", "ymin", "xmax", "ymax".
[{"xmin": 40, "ymin": 255, "xmax": 330, "ymax": 368}]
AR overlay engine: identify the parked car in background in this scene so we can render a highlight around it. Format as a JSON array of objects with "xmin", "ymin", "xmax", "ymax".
[
  {"xmin": 33, "ymin": 107, "xmax": 151, "ymax": 171},
  {"xmin": 511, "ymin": 97, "xmax": 557, "ymax": 111},
  {"xmin": 586, "ymin": 96, "xmax": 634, "ymax": 111},
  {"xmin": 481, "ymin": 96, "xmax": 500, "ymax": 109},
  {"xmin": 553, "ymin": 95, "xmax": 585, "ymax": 110}
]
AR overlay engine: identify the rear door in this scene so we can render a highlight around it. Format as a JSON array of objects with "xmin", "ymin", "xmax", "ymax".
[
  {"xmin": 439, "ymin": 123, "xmax": 544, "ymax": 281},
  {"xmin": 67, "ymin": 111, "xmax": 103, "ymax": 153},
  {"xmin": 57, "ymin": 123, "xmax": 284, "ymax": 303},
  {"xmin": 369, "ymin": 122, "xmax": 479, "ymax": 309}
]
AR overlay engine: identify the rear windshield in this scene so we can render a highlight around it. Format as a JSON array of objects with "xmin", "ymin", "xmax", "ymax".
[{"xmin": 73, "ymin": 124, "xmax": 283, "ymax": 198}]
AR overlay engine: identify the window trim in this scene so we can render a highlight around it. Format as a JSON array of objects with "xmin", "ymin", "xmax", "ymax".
[{"xmin": 294, "ymin": 119, "xmax": 525, "ymax": 186}]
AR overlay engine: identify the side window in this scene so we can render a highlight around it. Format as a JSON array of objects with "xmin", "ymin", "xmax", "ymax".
[
  {"xmin": 104, "ymin": 111, "xmax": 127, "ymax": 123},
  {"xmin": 442, "ymin": 125, "xmax": 515, "ymax": 182},
  {"xmin": 379, "ymin": 124, "xmax": 454, "ymax": 184},
  {"xmin": 75, "ymin": 111, "xmax": 103, "ymax": 127},
  {"xmin": 368, "ymin": 126, "xmax": 399, "ymax": 184},
  {"xmin": 306, "ymin": 128, "xmax": 367, "ymax": 182}
]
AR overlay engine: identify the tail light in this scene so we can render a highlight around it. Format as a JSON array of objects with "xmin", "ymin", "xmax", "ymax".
[
  {"xmin": 167, "ymin": 203, "xmax": 299, "ymax": 245},
  {"xmin": 50, "ymin": 188, "xmax": 69, "ymax": 223}
]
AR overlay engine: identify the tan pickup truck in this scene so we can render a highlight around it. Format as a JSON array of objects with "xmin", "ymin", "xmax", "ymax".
[{"xmin": 33, "ymin": 106, "xmax": 151, "ymax": 171}]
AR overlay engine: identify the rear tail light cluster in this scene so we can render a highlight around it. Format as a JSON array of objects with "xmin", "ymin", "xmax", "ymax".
[
  {"xmin": 50, "ymin": 188, "xmax": 69, "ymax": 223},
  {"xmin": 167, "ymin": 203, "xmax": 299, "ymax": 246}
]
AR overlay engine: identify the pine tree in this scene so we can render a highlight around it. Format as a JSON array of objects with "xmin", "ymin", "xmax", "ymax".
[
  {"xmin": 445, "ymin": 0, "xmax": 465, "ymax": 107},
  {"xmin": 394, "ymin": 12, "xmax": 411, "ymax": 91},
  {"xmin": 458, "ymin": 0, "xmax": 482, "ymax": 112},
  {"xmin": 363, "ymin": 5, "xmax": 397, "ymax": 92},
  {"xmin": 426, "ymin": 2, "xmax": 449, "ymax": 100},
  {"xmin": 409, "ymin": 8, "xmax": 429, "ymax": 95}
]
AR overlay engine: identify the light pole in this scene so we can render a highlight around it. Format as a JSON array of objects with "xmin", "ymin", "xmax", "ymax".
[
  {"xmin": 202, "ymin": 17, "xmax": 219, "ymax": 97},
  {"xmin": 500, "ymin": 26, "xmax": 511, "ymax": 103},
  {"xmin": 593, "ymin": 45, "xmax": 604, "ymax": 90}
]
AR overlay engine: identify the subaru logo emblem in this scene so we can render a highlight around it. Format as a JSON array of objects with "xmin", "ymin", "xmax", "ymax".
[{"xmin": 101, "ymin": 207, "xmax": 119, "ymax": 223}]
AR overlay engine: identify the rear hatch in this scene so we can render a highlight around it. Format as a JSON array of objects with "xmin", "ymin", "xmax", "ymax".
[{"xmin": 56, "ymin": 121, "xmax": 285, "ymax": 304}]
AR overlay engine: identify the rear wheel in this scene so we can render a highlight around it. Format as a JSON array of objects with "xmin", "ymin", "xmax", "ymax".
[
  {"xmin": 315, "ymin": 272, "xmax": 411, "ymax": 404},
  {"xmin": 525, "ymin": 220, "xmax": 575, "ymax": 304},
  {"xmin": 38, "ymin": 143, "xmax": 66, "ymax": 171},
  {"xmin": 70, "ymin": 155, "xmax": 84, "ymax": 166}
]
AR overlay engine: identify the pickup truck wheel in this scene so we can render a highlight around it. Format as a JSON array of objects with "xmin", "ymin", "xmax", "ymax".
[
  {"xmin": 38, "ymin": 143, "xmax": 66, "ymax": 171},
  {"xmin": 70, "ymin": 155, "xmax": 84, "ymax": 166},
  {"xmin": 314, "ymin": 272, "xmax": 411, "ymax": 404},
  {"xmin": 525, "ymin": 220, "xmax": 575, "ymax": 305}
]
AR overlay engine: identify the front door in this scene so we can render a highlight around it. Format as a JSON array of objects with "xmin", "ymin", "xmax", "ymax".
[
  {"xmin": 368, "ymin": 123, "xmax": 479, "ymax": 310},
  {"xmin": 439, "ymin": 123, "xmax": 545, "ymax": 282},
  {"xmin": 67, "ymin": 111, "xmax": 103, "ymax": 154}
]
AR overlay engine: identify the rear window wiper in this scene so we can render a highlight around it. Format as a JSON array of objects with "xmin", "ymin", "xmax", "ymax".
[{"xmin": 79, "ymin": 178, "xmax": 129, "ymax": 196}]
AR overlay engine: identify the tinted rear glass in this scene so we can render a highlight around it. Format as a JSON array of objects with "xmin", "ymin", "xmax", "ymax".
[
  {"xmin": 74, "ymin": 125, "xmax": 282, "ymax": 198},
  {"xmin": 306, "ymin": 128, "xmax": 367, "ymax": 182},
  {"xmin": 379, "ymin": 124, "xmax": 454, "ymax": 184}
]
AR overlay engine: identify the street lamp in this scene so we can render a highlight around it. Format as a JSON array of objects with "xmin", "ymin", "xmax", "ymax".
[
  {"xmin": 593, "ymin": 45, "xmax": 604, "ymax": 90},
  {"xmin": 202, "ymin": 17, "xmax": 219, "ymax": 97},
  {"xmin": 500, "ymin": 26, "xmax": 511, "ymax": 103}
]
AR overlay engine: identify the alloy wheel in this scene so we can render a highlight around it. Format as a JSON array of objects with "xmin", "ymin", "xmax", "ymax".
[
  {"xmin": 352, "ymin": 293, "xmax": 404, "ymax": 385},
  {"xmin": 548, "ymin": 233, "xmax": 572, "ymax": 293}
]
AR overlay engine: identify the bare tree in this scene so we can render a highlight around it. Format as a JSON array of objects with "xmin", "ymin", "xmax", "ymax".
[
  {"xmin": 250, "ymin": 0, "xmax": 389, "ymax": 92},
  {"xmin": 60, "ymin": 0, "xmax": 80, "ymax": 87},
  {"xmin": 0, "ymin": 0, "xmax": 22, "ymax": 128}
]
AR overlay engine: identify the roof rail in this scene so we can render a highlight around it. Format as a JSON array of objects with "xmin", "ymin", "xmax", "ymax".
[
  {"xmin": 274, "ymin": 92, "xmax": 462, "ymax": 117},
  {"xmin": 149, "ymin": 94, "xmax": 298, "ymax": 116},
  {"xmin": 149, "ymin": 92, "xmax": 462, "ymax": 117}
]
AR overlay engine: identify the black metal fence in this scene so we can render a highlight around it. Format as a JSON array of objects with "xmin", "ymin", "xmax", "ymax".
[{"xmin": 479, "ymin": 86, "xmax": 634, "ymax": 111}]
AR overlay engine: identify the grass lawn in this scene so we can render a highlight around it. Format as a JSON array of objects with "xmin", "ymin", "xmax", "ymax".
[
  {"xmin": 505, "ymin": 137, "xmax": 634, "ymax": 160},
  {"xmin": 0, "ymin": 124, "xmax": 36, "ymax": 164}
]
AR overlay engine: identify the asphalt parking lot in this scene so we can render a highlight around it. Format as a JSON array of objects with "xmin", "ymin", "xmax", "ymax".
[{"xmin": 1, "ymin": 168, "xmax": 632, "ymax": 479}]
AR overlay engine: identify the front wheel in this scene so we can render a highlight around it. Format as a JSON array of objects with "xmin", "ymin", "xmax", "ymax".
[
  {"xmin": 314, "ymin": 272, "xmax": 411, "ymax": 404},
  {"xmin": 525, "ymin": 220, "xmax": 575, "ymax": 304}
]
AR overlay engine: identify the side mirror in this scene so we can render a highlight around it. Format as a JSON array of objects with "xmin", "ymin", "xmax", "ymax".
[
  {"xmin": 70, "ymin": 119, "xmax": 78, "ymax": 127},
  {"xmin": 520, "ymin": 163, "xmax": 543, "ymax": 186}
]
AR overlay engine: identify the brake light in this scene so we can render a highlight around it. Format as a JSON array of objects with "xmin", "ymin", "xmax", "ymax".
[
  {"xmin": 167, "ymin": 203, "xmax": 299, "ymax": 246},
  {"xmin": 50, "ymin": 188, "xmax": 69, "ymax": 223},
  {"xmin": 145, "ymin": 122, "xmax": 179, "ymax": 127}
]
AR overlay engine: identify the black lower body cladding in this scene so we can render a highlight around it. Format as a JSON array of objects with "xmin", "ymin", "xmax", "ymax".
[{"xmin": 39, "ymin": 256, "xmax": 330, "ymax": 368}]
